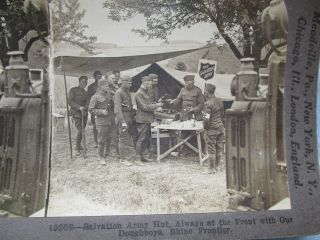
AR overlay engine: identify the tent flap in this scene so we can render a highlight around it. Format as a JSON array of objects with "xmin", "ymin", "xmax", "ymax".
[{"xmin": 54, "ymin": 46, "xmax": 208, "ymax": 77}]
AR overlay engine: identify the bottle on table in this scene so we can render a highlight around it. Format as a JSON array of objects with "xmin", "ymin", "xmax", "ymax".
[{"xmin": 191, "ymin": 113, "xmax": 195, "ymax": 127}]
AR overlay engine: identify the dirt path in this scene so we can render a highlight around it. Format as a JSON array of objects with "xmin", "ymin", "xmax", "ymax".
[{"xmin": 48, "ymin": 130, "xmax": 230, "ymax": 215}]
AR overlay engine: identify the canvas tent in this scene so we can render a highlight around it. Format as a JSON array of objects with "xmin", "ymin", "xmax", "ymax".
[
  {"xmin": 131, "ymin": 63, "xmax": 235, "ymax": 107},
  {"xmin": 131, "ymin": 63, "xmax": 184, "ymax": 99},
  {"xmin": 53, "ymin": 45, "xmax": 208, "ymax": 77}
]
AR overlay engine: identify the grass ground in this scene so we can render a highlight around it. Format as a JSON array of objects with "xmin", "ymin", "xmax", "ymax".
[{"xmin": 48, "ymin": 127, "xmax": 230, "ymax": 216}]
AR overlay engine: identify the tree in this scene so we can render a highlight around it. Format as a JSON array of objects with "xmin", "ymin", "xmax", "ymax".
[
  {"xmin": 103, "ymin": 0, "xmax": 273, "ymax": 68},
  {"xmin": 51, "ymin": 0, "xmax": 97, "ymax": 53},
  {"xmin": 0, "ymin": 0, "xmax": 49, "ymax": 67}
]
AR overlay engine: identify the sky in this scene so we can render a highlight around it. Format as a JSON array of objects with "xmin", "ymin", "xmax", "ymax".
[{"xmin": 77, "ymin": 0, "xmax": 216, "ymax": 47}]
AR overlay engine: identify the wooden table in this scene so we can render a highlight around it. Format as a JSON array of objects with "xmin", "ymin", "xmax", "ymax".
[{"xmin": 155, "ymin": 122, "xmax": 209, "ymax": 166}]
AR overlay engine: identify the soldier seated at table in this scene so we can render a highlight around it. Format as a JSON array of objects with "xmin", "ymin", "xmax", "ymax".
[
  {"xmin": 89, "ymin": 78, "xmax": 114, "ymax": 165},
  {"xmin": 203, "ymin": 84, "xmax": 225, "ymax": 173}
]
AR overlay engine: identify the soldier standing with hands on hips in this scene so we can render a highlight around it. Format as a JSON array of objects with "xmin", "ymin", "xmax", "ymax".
[
  {"xmin": 135, "ymin": 76, "xmax": 163, "ymax": 163},
  {"xmin": 68, "ymin": 76, "xmax": 89, "ymax": 154},
  {"xmin": 89, "ymin": 78, "xmax": 115, "ymax": 165},
  {"xmin": 203, "ymin": 84, "xmax": 225, "ymax": 173}
]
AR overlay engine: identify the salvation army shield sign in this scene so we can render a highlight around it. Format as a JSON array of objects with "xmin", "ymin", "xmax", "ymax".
[{"xmin": 198, "ymin": 59, "xmax": 217, "ymax": 81}]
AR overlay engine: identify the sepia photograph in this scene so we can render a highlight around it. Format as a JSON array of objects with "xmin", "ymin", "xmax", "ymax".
[
  {"xmin": 0, "ymin": 0, "xmax": 319, "ymax": 239},
  {"xmin": 48, "ymin": 0, "xmax": 291, "ymax": 216}
]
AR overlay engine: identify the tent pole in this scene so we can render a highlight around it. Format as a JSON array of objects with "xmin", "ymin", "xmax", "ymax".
[{"xmin": 64, "ymin": 71, "xmax": 73, "ymax": 159}]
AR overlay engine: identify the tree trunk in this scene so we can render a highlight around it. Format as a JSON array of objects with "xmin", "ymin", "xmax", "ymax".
[
  {"xmin": 242, "ymin": 25, "xmax": 252, "ymax": 58},
  {"xmin": 252, "ymin": 42, "xmax": 262, "ymax": 73},
  {"xmin": 8, "ymin": 36, "xmax": 20, "ymax": 51},
  {"xmin": 0, "ymin": 44, "xmax": 9, "ymax": 67},
  {"xmin": 216, "ymin": 24, "xmax": 243, "ymax": 60}
]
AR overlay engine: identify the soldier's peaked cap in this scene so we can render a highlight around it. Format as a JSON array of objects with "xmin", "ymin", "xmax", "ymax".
[
  {"xmin": 79, "ymin": 75, "xmax": 88, "ymax": 81},
  {"xmin": 183, "ymin": 75, "xmax": 195, "ymax": 81},
  {"xmin": 205, "ymin": 83, "xmax": 216, "ymax": 93},
  {"xmin": 93, "ymin": 70, "xmax": 102, "ymax": 76},
  {"xmin": 141, "ymin": 75, "xmax": 152, "ymax": 83},
  {"xmin": 148, "ymin": 73, "xmax": 158, "ymax": 79}
]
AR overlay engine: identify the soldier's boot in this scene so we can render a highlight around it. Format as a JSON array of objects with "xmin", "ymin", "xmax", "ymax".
[
  {"xmin": 98, "ymin": 144, "xmax": 106, "ymax": 165},
  {"xmin": 104, "ymin": 139, "xmax": 111, "ymax": 157},
  {"xmin": 118, "ymin": 139, "xmax": 126, "ymax": 161},
  {"xmin": 134, "ymin": 143, "xmax": 145, "ymax": 165},
  {"xmin": 135, "ymin": 142, "xmax": 142, "ymax": 158},
  {"xmin": 139, "ymin": 145, "xmax": 152, "ymax": 163},
  {"xmin": 115, "ymin": 142, "xmax": 120, "ymax": 156},
  {"xmin": 140, "ymin": 153, "xmax": 153, "ymax": 163},
  {"xmin": 207, "ymin": 155, "xmax": 216, "ymax": 174},
  {"xmin": 215, "ymin": 152, "xmax": 222, "ymax": 171},
  {"xmin": 119, "ymin": 140, "xmax": 133, "ymax": 166},
  {"xmin": 133, "ymin": 139, "xmax": 137, "ymax": 151},
  {"xmin": 75, "ymin": 135, "xmax": 83, "ymax": 154}
]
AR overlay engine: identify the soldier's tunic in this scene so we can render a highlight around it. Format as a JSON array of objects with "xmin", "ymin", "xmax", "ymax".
[
  {"xmin": 68, "ymin": 86, "xmax": 88, "ymax": 150},
  {"xmin": 152, "ymin": 85, "xmax": 160, "ymax": 102},
  {"xmin": 173, "ymin": 85, "xmax": 205, "ymax": 120},
  {"xmin": 135, "ymin": 86, "xmax": 159, "ymax": 157},
  {"xmin": 203, "ymin": 95, "xmax": 224, "ymax": 169},
  {"xmin": 89, "ymin": 89, "xmax": 114, "ymax": 157},
  {"xmin": 173, "ymin": 85, "xmax": 205, "ymax": 150},
  {"xmin": 108, "ymin": 83, "xmax": 121, "ymax": 154},
  {"xmin": 87, "ymin": 81, "xmax": 99, "ymax": 144},
  {"xmin": 114, "ymin": 87, "xmax": 138, "ymax": 154}
]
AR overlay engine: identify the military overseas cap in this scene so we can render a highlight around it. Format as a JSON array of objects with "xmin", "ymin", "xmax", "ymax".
[
  {"xmin": 183, "ymin": 75, "xmax": 195, "ymax": 81},
  {"xmin": 141, "ymin": 75, "xmax": 152, "ymax": 83},
  {"xmin": 93, "ymin": 70, "xmax": 102, "ymax": 77},
  {"xmin": 121, "ymin": 75, "xmax": 132, "ymax": 83},
  {"xmin": 149, "ymin": 73, "xmax": 158, "ymax": 79},
  {"xmin": 79, "ymin": 75, "xmax": 88, "ymax": 81},
  {"xmin": 205, "ymin": 83, "xmax": 216, "ymax": 93}
]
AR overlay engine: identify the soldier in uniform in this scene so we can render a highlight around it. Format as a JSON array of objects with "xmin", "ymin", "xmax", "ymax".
[
  {"xmin": 68, "ymin": 75, "xmax": 88, "ymax": 153},
  {"xmin": 88, "ymin": 78, "xmax": 114, "ymax": 165},
  {"xmin": 135, "ymin": 76, "xmax": 163, "ymax": 163},
  {"xmin": 203, "ymin": 84, "xmax": 225, "ymax": 173},
  {"xmin": 107, "ymin": 74, "xmax": 120, "ymax": 93},
  {"xmin": 114, "ymin": 76, "xmax": 138, "ymax": 162},
  {"xmin": 107, "ymin": 73, "xmax": 121, "ymax": 155},
  {"xmin": 149, "ymin": 73, "xmax": 160, "ymax": 102},
  {"xmin": 170, "ymin": 75, "xmax": 205, "ymax": 120},
  {"xmin": 169, "ymin": 75, "xmax": 205, "ymax": 153},
  {"xmin": 113, "ymin": 70, "xmax": 122, "ymax": 88},
  {"xmin": 87, "ymin": 70, "xmax": 102, "ymax": 148}
]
